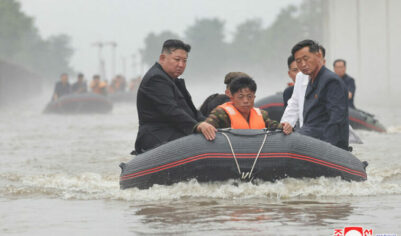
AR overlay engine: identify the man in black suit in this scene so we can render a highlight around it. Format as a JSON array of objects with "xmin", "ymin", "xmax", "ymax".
[
  {"xmin": 134, "ymin": 39, "xmax": 205, "ymax": 154},
  {"xmin": 333, "ymin": 59, "xmax": 356, "ymax": 108},
  {"xmin": 292, "ymin": 40, "xmax": 349, "ymax": 150}
]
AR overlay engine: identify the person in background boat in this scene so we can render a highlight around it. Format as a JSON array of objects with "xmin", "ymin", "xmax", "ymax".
[
  {"xmin": 199, "ymin": 72, "xmax": 250, "ymax": 117},
  {"xmin": 109, "ymin": 75, "xmax": 126, "ymax": 94},
  {"xmin": 196, "ymin": 77, "xmax": 293, "ymax": 140},
  {"xmin": 71, "ymin": 73, "xmax": 87, "ymax": 94},
  {"xmin": 52, "ymin": 73, "xmax": 71, "ymax": 101},
  {"xmin": 134, "ymin": 39, "xmax": 204, "ymax": 154},
  {"xmin": 129, "ymin": 76, "xmax": 142, "ymax": 92},
  {"xmin": 283, "ymin": 55, "xmax": 299, "ymax": 108},
  {"xmin": 334, "ymin": 59, "xmax": 356, "ymax": 108},
  {"xmin": 90, "ymin": 75, "xmax": 107, "ymax": 95},
  {"xmin": 292, "ymin": 39, "xmax": 349, "ymax": 150}
]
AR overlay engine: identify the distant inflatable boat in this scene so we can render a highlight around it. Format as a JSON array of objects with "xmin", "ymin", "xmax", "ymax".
[
  {"xmin": 254, "ymin": 92, "xmax": 285, "ymax": 121},
  {"xmin": 108, "ymin": 92, "xmax": 136, "ymax": 103},
  {"xmin": 44, "ymin": 93, "xmax": 113, "ymax": 114},
  {"xmin": 120, "ymin": 129, "xmax": 367, "ymax": 190},
  {"xmin": 255, "ymin": 93, "xmax": 386, "ymax": 133}
]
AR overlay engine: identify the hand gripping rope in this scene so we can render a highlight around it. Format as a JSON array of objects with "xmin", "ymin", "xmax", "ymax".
[{"xmin": 221, "ymin": 131, "xmax": 268, "ymax": 180}]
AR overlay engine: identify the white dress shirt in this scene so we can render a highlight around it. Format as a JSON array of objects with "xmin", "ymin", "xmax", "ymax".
[{"xmin": 280, "ymin": 72, "xmax": 309, "ymax": 127}]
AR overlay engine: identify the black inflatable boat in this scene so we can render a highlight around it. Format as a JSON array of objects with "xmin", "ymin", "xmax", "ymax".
[
  {"xmin": 254, "ymin": 92, "xmax": 285, "ymax": 121},
  {"xmin": 44, "ymin": 93, "xmax": 113, "ymax": 114},
  {"xmin": 108, "ymin": 92, "xmax": 136, "ymax": 103},
  {"xmin": 120, "ymin": 129, "xmax": 367, "ymax": 190},
  {"xmin": 255, "ymin": 93, "xmax": 386, "ymax": 133}
]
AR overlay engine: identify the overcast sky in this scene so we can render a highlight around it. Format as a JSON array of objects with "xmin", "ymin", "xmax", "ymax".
[{"xmin": 19, "ymin": 0, "xmax": 302, "ymax": 80}]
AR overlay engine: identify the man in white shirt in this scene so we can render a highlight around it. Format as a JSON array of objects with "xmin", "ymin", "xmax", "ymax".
[{"xmin": 280, "ymin": 72, "xmax": 309, "ymax": 128}]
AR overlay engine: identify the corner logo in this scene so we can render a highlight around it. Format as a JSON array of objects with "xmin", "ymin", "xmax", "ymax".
[{"xmin": 334, "ymin": 227, "xmax": 372, "ymax": 236}]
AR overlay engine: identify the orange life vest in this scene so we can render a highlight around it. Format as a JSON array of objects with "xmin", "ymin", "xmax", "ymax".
[{"xmin": 218, "ymin": 102, "xmax": 265, "ymax": 129}]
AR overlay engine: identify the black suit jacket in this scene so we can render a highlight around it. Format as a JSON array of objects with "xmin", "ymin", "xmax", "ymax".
[
  {"xmin": 342, "ymin": 73, "xmax": 356, "ymax": 108},
  {"xmin": 135, "ymin": 62, "xmax": 204, "ymax": 153},
  {"xmin": 299, "ymin": 66, "xmax": 349, "ymax": 150}
]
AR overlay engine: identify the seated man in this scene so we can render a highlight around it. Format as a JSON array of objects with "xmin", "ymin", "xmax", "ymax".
[
  {"xmin": 90, "ymin": 75, "xmax": 107, "ymax": 95},
  {"xmin": 109, "ymin": 75, "xmax": 126, "ymax": 93},
  {"xmin": 196, "ymin": 77, "xmax": 293, "ymax": 140},
  {"xmin": 199, "ymin": 71, "xmax": 250, "ymax": 117},
  {"xmin": 134, "ymin": 39, "xmax": 204, "ymax": 154},
  {"xmin": 129, "ymin": 76, "xmax": 142, "ymax": 92},
  {"xmin": 71, "ymin": 73, "xmax": 87, "ymax": 94},
  {"xmin": 52, "ymin": 73, "xmax": 71, "ymax": 101}
]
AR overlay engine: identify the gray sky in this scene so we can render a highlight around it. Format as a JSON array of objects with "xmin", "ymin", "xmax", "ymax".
[{"xmin": 19, "ymin": 0, "xmax": 302, "ymax": 79}]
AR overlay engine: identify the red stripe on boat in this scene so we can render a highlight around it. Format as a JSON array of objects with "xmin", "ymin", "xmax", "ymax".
[
  {"xmin": 258, "ymin": 103, "xmax": 284, "ymax": 109},
  {"xmin": 349, "ymin": 116, "xmax": 385, "ymax": 133},
  {"xmin": 120, "ymin": 152, "xmax": 366, "ymax": 181}
]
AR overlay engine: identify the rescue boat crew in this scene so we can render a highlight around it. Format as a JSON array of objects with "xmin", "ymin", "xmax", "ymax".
[
  {"xmin": 90, "ymin": 75, "xmax": 107, "ymax": 95},
  {"xmin": 52, "ymin": 73, "xmax": 71, "ymax": 101},
  {"xmin": 196, "ymin": 76, "xmax": 293, "ymax": 140},
  {"xmin": 199, "ymin": 71, "xmax": 250, "ymax": 117}
]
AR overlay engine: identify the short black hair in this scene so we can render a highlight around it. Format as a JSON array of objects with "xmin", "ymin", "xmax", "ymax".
[
  {"xmin": 161, "ymin": 39, "xmax": 191, "ymax": 54},
  {"xmin": 93, "ymin": 74, "xmax": 100, "ymax": 79},
  {"xmin": 333, "ymin": 59, "xmax": 346, "ymax": 67},
  {"xmin": 291, "ymin": 39, "xmax": 320, "ymax": 57},
  {"xmin": 229, "ymin": 77, "xmax": 257, "ymax": 95},
  {"xmin": 77, "ymin": 73, "xmax": 84, "ymax": 78},
  {"xmin": 319, "ymin": 45, "xmax": 326, "ymax": 58},
  {"xmin": 224, "ymin": 72, "xmax": 250, "ymax": 86},
  {"xmin": 287, "ymin": 55, "xmax": 295, "ymax": 69}
]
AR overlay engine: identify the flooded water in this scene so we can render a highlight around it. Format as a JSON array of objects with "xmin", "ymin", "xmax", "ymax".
[{"xmin": 1, "ymin": 93, "xmax": 400, "ymax": 235}]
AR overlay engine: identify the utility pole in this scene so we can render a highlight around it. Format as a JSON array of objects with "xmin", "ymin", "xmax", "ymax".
[
  {"xmin": 131, "ymin": 54, "xmax": 137, "ymax": 77},
  {"xmin": 92, "ymin": 42, "xmax": 106, "ymax": 80},
  {"xmin": 105, "ymin": 41, "xmax": 117, "ymax": 80},
  {"xmin": 121, "ymin": 56, "xmax": 126, "ymax": 78}
]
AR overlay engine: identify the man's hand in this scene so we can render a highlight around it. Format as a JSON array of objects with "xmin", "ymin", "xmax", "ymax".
[
  {"xmin": 281, "ymin": 122, "xmax": 293, "ymax": 135},
  {"xmin": 197, "ymin": 122, "xmax": 217, "ymax": 141},
  {"xmin": 348, "ymin": 91, "xmax": 353, "ymax": 99}
]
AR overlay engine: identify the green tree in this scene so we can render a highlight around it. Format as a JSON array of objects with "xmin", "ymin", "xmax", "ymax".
[
  {"xmin": 0, "ymin": 0, "xmax": 74, "ymax": 80},
  {"xmin": 138, "ymin": 0, "xmax": 324, "ymax": 82},
  {"xmin": 140, "ymin": 31, "xmax": 180, "ymax": 67},
  {"xmin": 184, "ymin": 18, "xmax": 227, "ymax": 78},
  {"xmin": 228, "ymin": 19, "xmax": 265, "ymax": 72}
]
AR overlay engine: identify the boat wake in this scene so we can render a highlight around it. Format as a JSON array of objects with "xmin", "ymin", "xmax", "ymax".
[{"xmin": 2, "ymin": 166, "xmax": 401, "ymax": 201}]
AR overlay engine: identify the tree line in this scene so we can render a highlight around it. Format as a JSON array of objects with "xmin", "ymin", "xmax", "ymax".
[
  {"xmin": 140, "ymin": 0, "xmax": 324, "ymax": 83},
  {"xmin": 0, "ymin": 0, "xmax": 73, "ymax": 81}
]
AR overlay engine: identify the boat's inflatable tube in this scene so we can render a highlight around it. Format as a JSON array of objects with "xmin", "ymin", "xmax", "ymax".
[
  {"xmin": 120, "ymin": 129, "xmax": 367, "ymax": 190},
  {"xmin": 44, "ymin": 93, "xmax": 113, "ymax": 114},
  {"xmin": 255, "ymin": 93, "xmax": 386, "ymax": 133},
  {"xmin": 254, "ymin": 93, "xmax": 285, "ymax": 122},
  {"xmin": 108, "ymin": 92, "xmax": 136, "ymax": 103},
  {"xmin": 348, "ymin": 108, "xmax": 386, "ymax": 133}
]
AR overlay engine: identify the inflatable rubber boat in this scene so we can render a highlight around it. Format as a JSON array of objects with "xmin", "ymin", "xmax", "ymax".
[
  {"xmin": 44, "ymin": 93, "xmax": 113, "ymax": 114},
  {"xmin": 255, "ymin": 93, "xmax": 386, "ymax": 133},
  {"xmin": 120, "ymin": 129, "xmax": 367, "ymax": 190},
  {"xmin": 108, "ymin": 92, "xmax": 136, "ymax": 103},
  {"xmin": 254, "ymin": 92, "xmax": 285, "ymax": 122}
]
